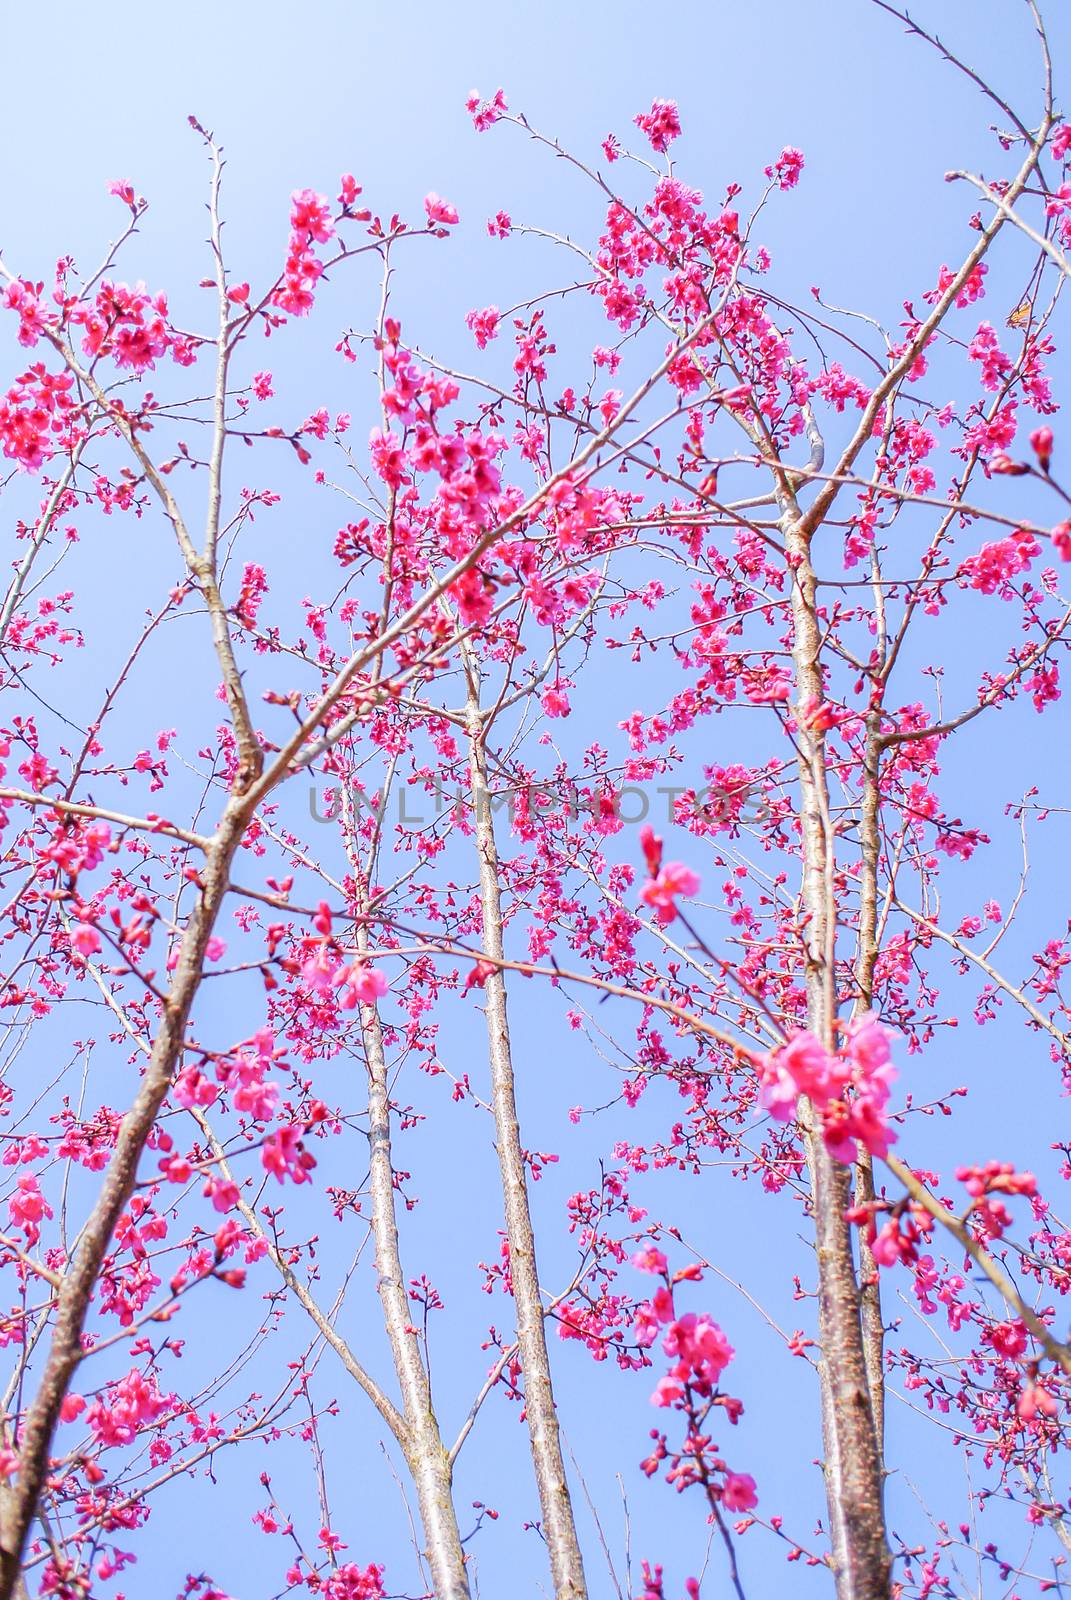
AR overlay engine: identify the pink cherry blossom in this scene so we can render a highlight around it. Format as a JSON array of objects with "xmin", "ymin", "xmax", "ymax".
[
  {"xmin": 334, "ymin": 961, "xmax": 389, "ymax": 1008},
  {"xmin": 638, "ymin": 862, "xmax": 700, "ymax": 925},
  {"xmin": 634, "ymin": 99, "xmax": 682, "ymax": 154},
  {"xmin": 722, "ymin": 1472, "xmax": 758, "ymax": 1512},
  {"xmin": 424, "ymin": 193, "xmax": 459, "ymax": 226}
]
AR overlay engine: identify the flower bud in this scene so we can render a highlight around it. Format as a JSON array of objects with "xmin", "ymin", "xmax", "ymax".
[
  {"xmin": 1030, "ymin": 426, "xmax": 1054, "ymax": 468},
  {"xmin": 989, "ymin": 453, "xmax": 1029, "ymax": 477}
]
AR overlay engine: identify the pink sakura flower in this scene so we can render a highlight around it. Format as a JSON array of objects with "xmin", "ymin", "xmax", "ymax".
[
  {"xmin": 635, "ymin": 1286, "xmax": 675, "ymax": 1341},
  {"xmin": 75, "ymin": 281, "xmax": 176, "ymax": 374},
  {"xmin": 1027, "ymin": 662, "xmax": 1060, "ymax": 713},
  {"xmin": 8, "ymin": 1172, "xmax": 51, "ymax": 1244},
  {"xmin": 639, "ymin": 861, "xmax": 700, "ymax": 925},
  {"xmin": 324, "ymin": 1563, "xmax": 385, "ymax": 1599},
  {"xmin": 87, "ymin": 1370, "xmax": 170, "ymax": 1448},
  {"xmin": 650, "ymin": 1375, "xmax": 684, "ymax": 1407},
  {"xmin": 301, "ymin": 950, "xmax": 339, "ymax": 996},
  {"xmin": 766, "ymin": 146, "xmax": 804, "ymax": 190},
  {"xmin": 867, "ymin": 1208, "xmax": 931, "ymax": 1271},
  {"xmin": 262, "ymin": 1124, "xmax": 314, "ymax": 1185},
  {"xmin": 541, "ymin": 687, "xmax": 570, "ymax": 718},
  {"xmin": 302, "ymin": 407, "xmax": 331, "ymax": 441},
  {"xmin": 424, "ymin": 193, "xmax": 459, "ymax": 226},
  {"xmin": 3, "ymin": 280, "xmax": 50, "ymax": 348},
  {"xmin": 634, "ymin": 1299, "xmax": 667, "ymax": 1349},
  {"xmin": 987, "ymin": 1320, "xmax": 1028, "ymax": 1359},
  {"xmin": 204, "ymin": 1177, "xmax": 240, "ymax": 1213},
  {"xmin": 662, "ymin": 1312, "xmax": 734, "ymax": 1382},
  {"xmin": 632, "ymin": 1245, "xmax": 669, "ymax": 1275},
  {"xmin": 334, "ymin": 961, "xmax": 389, "ymax": 1009},
  {"xmin": 959, "ymin": 529, "xmax": 1038, "ymax": 594},
  {"xmin": 107, "ymin": 179, "xmax": 137, "ymax": 207},
  {"xmin": 70, "ymin": 922, "xmax": 101, "ymax": 958},
  {"xmin": 928, "ymin": 260, "xmax": 987, "ymax": 310},
  {"xmin": 369, "ymin": 427, "xmax": 410, "ymax": 488},
  {"xmin": 466, "ymin": 88, "xmax": 508, "ymax": 132},
  {"xmin": 869, "ymin": 1218, "xmax": 911, "ymax": 1268},
  {"xmin": 60, "ymin": 1394, "xmax": 86, "ymax": 1423},
  {"xmin": 744, "ymin": 666, "xmax": 791, "ymax": 704},
  {"xmin": 799, "ymin": 696, "xmax": 842, "ymax": 733},
  {"xmin": 0, "ymin": 364, "xmax": 74, "ymax": 468},
  {"xmin": 174, "ymin": 1066, "xmax": 219, "ymax": 1110},
  {"xmin": 722, "ymin": 1471, "xmax": 758, "ymax": 1512},
  {"xmin": 1052, "ymin": 521, "xmax": 1071, "ymax": 560},
  {"xmin": 760, "ymin": 1017, "xmax": 897, "ymax": 1164},
  {"xmin": 1018, "ymin": 1382, "xmax": 1058, "ymax": 1421},
  {"xmin": 956, "ymin": 1161, "xmax": 1037, "ymax": 1199},
  {"xmin": 829, "ymin": 1092, "xmax": 895, "ymax": 1163},
  {"xmin": 252, "ymin": 371, "xmax": 273, "ymax": 400},
  {"xmin": 844, "ymin": 1012, "xmax": 895, "ymax": 1089},
  {"xmin": 757, "ymin": 1051, "xmax": 806, "ymax": 1122},
  {"xmin": 760, "ymin": 1029, "xmax": 836, "ymax": 1118},
  {"xmin": 597, "ymin": 388, "xmax": 622, "ymax": 424},
  {"xmin": 634, "ymin": 99, "xmax": 682, "ymax": 155},
  {"xmin": 290, "ymin": 189, "xmax": 334, "ymax": 243},
  {"xmin": 232, "ymin": 1075, "xmax": 279, "ymax": 1122},
  {"xmin": 271, "ymin": 196, "xmax": 331, "ymax": 318},
  {"xmin": 651, "ymin": 1286, "xmax": 675, "ymax": 1324},
  {"xmin": 338, "ymin": 175, "xmax": 369, "ymax": 216},
  {"xmin": 463, "ymin": 959, "xmax": 497, "ymax": 993},
  {"xmin": 465, "ymin": 305, "xmax": 500, "ymax": 349},
  {"xmin": 968, "ymin": 323, "xmax": 1012, "ymax": 392},
  {"xmin": 452, "ymin": 568, "xmax": 496, "ymax": 625}
]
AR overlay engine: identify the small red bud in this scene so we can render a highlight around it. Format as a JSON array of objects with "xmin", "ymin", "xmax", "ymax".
[
  {"xmin": 1030, "ymin": 425, "xmax": 1054, "ymax": 469},
  {"xmin": 988, "ymin": 452, "xmax": 1029, "ymax": 477}
]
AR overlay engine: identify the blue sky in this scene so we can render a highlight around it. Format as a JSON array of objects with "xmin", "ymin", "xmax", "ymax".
[{"xmin": 3, "ymin": 3, "xmax": 1070, "ymax": 1597}]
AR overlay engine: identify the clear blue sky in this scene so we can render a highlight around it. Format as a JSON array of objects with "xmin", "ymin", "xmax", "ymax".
[{"xmin": 2, "ymin": 3, "xmax": 1069, "ymax": 1596}]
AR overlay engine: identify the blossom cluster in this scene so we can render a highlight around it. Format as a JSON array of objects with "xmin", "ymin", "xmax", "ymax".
[
  {"xmin": 632, "ymin": 1247, "xmax": 757, "ymax": 1515},
  {"xmin": 759, "ymin": 1016, "xmax": 897, "ymax": 1163}
]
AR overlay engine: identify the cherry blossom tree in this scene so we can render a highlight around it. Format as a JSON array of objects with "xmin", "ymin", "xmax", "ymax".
[{"xmin": 0, "ymin": 6, "xmax": 1070, "ymax": 1599}]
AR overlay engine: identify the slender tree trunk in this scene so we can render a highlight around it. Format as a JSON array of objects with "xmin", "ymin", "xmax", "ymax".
[
  {"xmin": 464, "ymin": 665, "xmax": 587, "ymax": 1600},
  {"xmin": 853, "ymin": 714, "xmax": 888, "ymax": 1459},
  {"xmin": 359, "ymin": 938, "xmax": 471, "ymax": 1600},
  {"xmin": 853, "ymin": 1152, "xmax": 885, "ymax": 1462},
  {"xmin": 784, "ymin": 511, "xmax": 891, "ymax": 1600},
  {"xmin": 0, "ymin": 1485, "xmax": 26, "ymax": 1600},
  {"xmin": 0, "ymin": 794, "xmax": 256, "ymax": 1597},
  {"xmin": 198, "ymin": 1051, "xmax": 469, "ymax": 1600}
]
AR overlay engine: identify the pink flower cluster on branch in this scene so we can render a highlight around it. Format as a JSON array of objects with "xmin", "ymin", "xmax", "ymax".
[
  {"xmin": 759, "ymin": 1016, "xmax": 898, "ymax": 1163},
  {"xmin": 633, "ymin": 1246, "xmax": 757, "ymax": 1533}
]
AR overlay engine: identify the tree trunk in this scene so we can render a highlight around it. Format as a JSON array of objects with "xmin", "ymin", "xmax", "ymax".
[
  {"xmin": 465, "ymin": 666, "xmax": 588, "ymax": 1600},
  {"xmin": 784, "ymin": 510, "xmax": 891, "ymax": 1599},
  {"xmin": 361, "ymin": 968, "xmax": 471, "ymax": 1600},
  {"xmin": 0, "ymin": 795, "xmax": 256, "ymax": 1597},
  {"xmin": 853, "ymin": 714, "xmax": 888, "ymax": 1460}
]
